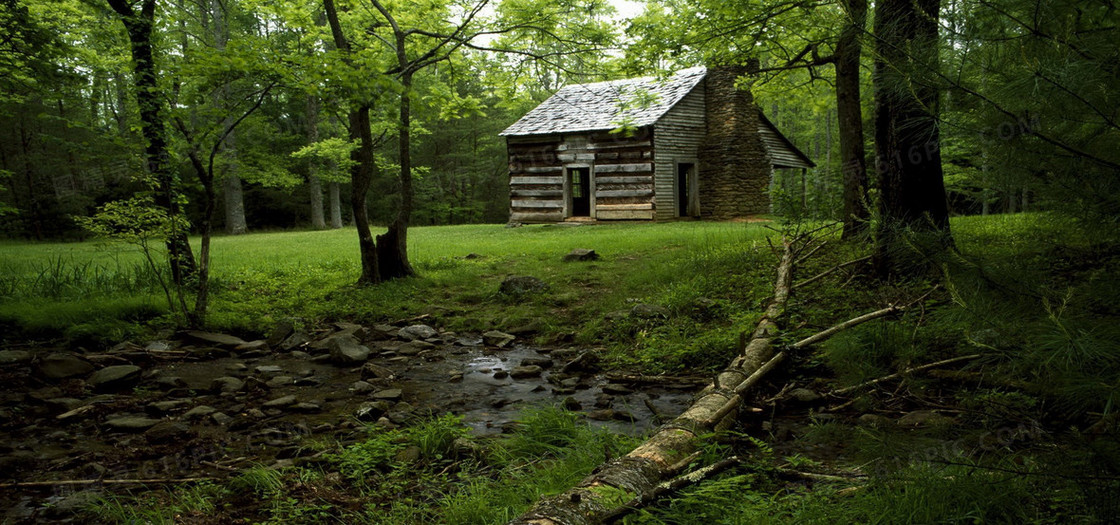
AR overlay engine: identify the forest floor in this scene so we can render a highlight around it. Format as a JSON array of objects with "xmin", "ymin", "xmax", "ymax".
[{"xmin": 1, "ymin": 216, "xmax": 1118, "ymax": 523}]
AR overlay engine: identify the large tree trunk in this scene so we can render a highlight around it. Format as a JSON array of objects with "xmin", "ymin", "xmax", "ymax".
[
  {"xmin": 107, "ymin": 0, "xmax": 195, "ymax": 285},
  {"xmin": 376, "ymin": 68, "xmax": 415, "ymax": 280},
  {"xmin": 837, "ymin": 0, "xmax": 869, "ymax": 239},
  {"xmin": 306, "ymin": 95, "xmax": 326, "ymax": 229},
  {"xmin": 323, "ymin": 0, "xmax": 379, "ymax": 284},
  {"xmin": 511, "ymin": 242, "xmax": 797, "ymax": 525},
  {"xmin": 872, "ymin": 0, "xmax": 950, "ymax": 276}
]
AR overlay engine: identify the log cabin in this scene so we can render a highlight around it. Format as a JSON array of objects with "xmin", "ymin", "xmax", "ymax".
[{"xmin": 500, "ymin": 66, "xmax": 815, "ymax": 223}]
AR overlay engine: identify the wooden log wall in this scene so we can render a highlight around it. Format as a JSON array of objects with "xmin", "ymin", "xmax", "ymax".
[
  {"xmin": 507, "ymin": 129, "xmax": 656, "ymax": 222},
  {"xmin": 587, "ymin": 128, "xmax": 655, "ymax": 220},
  {"xmin": 508, "ymin": 135, "xmax": 564, "ymax": 223},
  {"xmin": 653, "ymin": 81, "xmax": 707, "ymax": 220}
]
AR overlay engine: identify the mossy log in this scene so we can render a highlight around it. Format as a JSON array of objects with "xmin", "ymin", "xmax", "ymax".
[{"xmin": 509, "ymin": 240, "xmax": 797, "ymax": 525}]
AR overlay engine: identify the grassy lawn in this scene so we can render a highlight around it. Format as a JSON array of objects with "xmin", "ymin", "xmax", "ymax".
[{"xmin": 0, "ymin": 221, "xmax": 778, "ymax": 371}]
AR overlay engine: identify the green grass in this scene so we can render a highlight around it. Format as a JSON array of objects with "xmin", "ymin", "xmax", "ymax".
[{"xmin": 0, "ymin": 222, "xmax": 776, "ymax": 370}]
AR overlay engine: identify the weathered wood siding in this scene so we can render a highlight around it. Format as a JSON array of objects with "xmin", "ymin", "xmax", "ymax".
[
  {"xmin": 508, "ymin": 135, "xmax": 564, "ymax": 222},
  {"xmin": 589, "ymin": 128, "xmax": 655, "ymax": 220},
  {"xmin": 759, "ymin": 120, "xmax": 813, "ymax": 169},
  {"xmin": 652, "ymin": 81, "xmax": 707, "ymax": 220},
  {"xmin": 507, "ymin": 130, "xmax": 654, "ymax": 222}
]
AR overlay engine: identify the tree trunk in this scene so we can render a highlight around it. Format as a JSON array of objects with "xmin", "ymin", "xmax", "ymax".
[
  {"xmin": 376, "ymin": 67, "xmax": 415, "ymax": 280},
  {"xmin": 837, "ymin": 0, "xmax": 869, "ymax": 239},
  {"xmin": 872, "ymin": 0, "xmax": 950, "ymax": 276},
  {"xmin": 210, "ymin": 0, "xmax": 247, "ymax": 236},
  {"xmin": 328, "ymin": 180, "xmax": 342, "ymax": 228},
  {"xmin": 306, "ymin": 95, "xmax": 326, "ymax": 229},
  {"xmin": 107, "ymin": 0, "xmax": 195, "ymax": 285},
  {"xmin": 511, "ymin": 241, "xmax": 797, "ymax": 525},
  {"xmin": 324, "ymin": 0, "xmax": 379, "ymax": 284}
]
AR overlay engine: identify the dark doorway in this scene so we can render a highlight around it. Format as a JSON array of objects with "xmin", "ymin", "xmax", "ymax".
[
  {"xmin": 678, "ymin": 163, "xmax": 695, "ymax": 217},
  {"xmin": 570, "ymin": 167, "xmax": 590, "ymax": 217}
]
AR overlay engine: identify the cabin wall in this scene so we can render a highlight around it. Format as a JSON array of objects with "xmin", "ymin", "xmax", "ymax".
[
  {"xmin": 588, "ymin": 128, "xmax": 655, "ymax": 220},
  {"xmin": 698, "ymin": 67, "xmax": 774, "ymax": 219},
  {"xmin": 508, "ymin": 135, "xmax": 564, "ymax": 222},
  {"xmin": 652, "ymin": 82, "xmax": 707, "ymax": 220},
  {"xmin": 507, "ymin": 129, "xmax": 654, "ymax": 223}
]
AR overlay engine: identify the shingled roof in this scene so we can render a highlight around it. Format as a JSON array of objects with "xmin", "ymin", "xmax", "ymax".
[{"xmin": 499, "ymin": 67, "xmax": 707, "ymax": 136}]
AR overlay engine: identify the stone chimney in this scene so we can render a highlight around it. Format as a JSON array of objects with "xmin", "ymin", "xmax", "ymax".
[{"xmin": 699, "ymin": 65, "xmax": 773, "ymax": 219}]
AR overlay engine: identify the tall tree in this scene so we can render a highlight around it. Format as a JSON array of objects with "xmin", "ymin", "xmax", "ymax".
[
  {"xmin": 871, "ymin": 0, "xmax": 950, "ymax": 275},
  {"xmin": 106, "ymin": 0, "xmax": 196, "ymax": 284},
  {"xmin": 836, "ymin": 0, "xmax": 869, "ymax": 238}
]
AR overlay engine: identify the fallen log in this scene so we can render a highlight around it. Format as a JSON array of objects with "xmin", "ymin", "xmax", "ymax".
[
  {"xmin": 509, "ymin": 238, "xmax": 798, "ymax": 525},
  {"xmin": 511, "ymin": 237, "xmax": 934, "ymax": 524}
]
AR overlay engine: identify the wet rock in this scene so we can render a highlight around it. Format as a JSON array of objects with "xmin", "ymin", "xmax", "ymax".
[
  {"xmin": 29, "ymin": 386, "xmax": 63, "ymax": 402},
  {"xmin": 350, "ymin": 381, "xmax": 375, "ymax": 394},
  {"xmin": 266, "ymin": 320, "xmax": 295, "ymax": 347},
  {"xmin": 89, "ymin": 365, "xmax": 142, "ymax": 392},
  {"xmin": 246, "ymin": 408, "xmax": 266, "ymax": 419},
  {"xmin": 630, "ymin": 303, "xmax": 670, "ymax": 319},
  {"xmin": 152, "ymin": 375, "xmax": 187, "ymax": 390},
  {"xmin": 211, "ymin": 412, "xmax": 233, "ymax": 425},
  {"xmin": 499, "ymin": 275, "xmax": 548, "ymax": 296},
  {"xmin": 367, "ymin": 324, "xmax": 397, "ymax": 340},
  {"xmin": 106, "ymin": 416, "xmax": 161, "ymax": 432},
  {"xmin": 563, "ymin": 248, "xmax": 600, "ymax": 262},
  {"xmin": 448, "ymin": 372, "xmax": 464, "ymax": 383},
  {"xmin": 184, "ymin": 405, "xmax": 217, "ymax": 420},
  {"xmin": 455, "ymin": 336, "xmax": 483, "ymax": 347},
  {"xmin": 188, "ymin": 346, "xmax": 227, "ymax": 360},
  {"xmin": 552, "ymin": 387, "xmax": 576, "ymax": 395},
  {"xmin": 399, "ymin": 324, "xmax": 438, "ymax": 341},
  {"xmin": 145, "ymin": 421, "xmax": 193, "ymax": 443},
  {"xmin": 594, "ymin": 393, "xmax": 614, "ymax": 408},
  {"xmin": 262, "ymin": 395, "xmax": 298, "ymax": 408},
  {"xmin": 46, "ymin": 398, "xmax": 84, "ymax": 412},
  {"xmin": 560, "ymin": 352, "xmax": 600, "ymax": 374},
  {"xmin": 520, "ymin": 356, "xmax": 553, "ymax": 369},
  {"xmin": 395, "ymin": 445, "xmax": 422, "ymax": 463},
  {"xmin": 361, "ymin": 363, "xmax": 395, "ymax": 381},
  {"xmin": 355, "ymin": 401, "xmax": 392, "ymax": 422},
  {"xmin": 145, "ymin": 340, "xmax": 174, "ymax": 352},
  {"xmin": 386, "ymin": 402, "xmax": 415, "ymax": 424},
  {"xmin": 183, "ymin": 330, "xmax": 246, "ymax": 348},
  {"xmin": 279, "ymin": 330, "xmax": 311, "ymax": 352},
  {"xmin": 398, "ymin": 340, "xmax": 435, "ymax": 356},
  {"xmin": 493, "ymin": 370, "xmax": 509, "ymax": 379},
  {"xmin": 147, "ymin": 400, "xmax": 189, "ymax": 415},
  {"xmin": 290, "ymin": 350, "xmax": 312, "ymax": 360},
  {"xmin": 45, "ymin": 490, "xmax": 102, "ymax": 519},
  {"xmin": 483, "ymin": 330, "xmax": 516, "ymax": 348},
  {"xmin": 897, "ymin": 410, "xmax": 956, "ymax": 428},
  {"xmin": 0, "ymin": 350, "xmax": 33, "ymax": 365},
  {"xmin": 210, "ymin": 376, "xmax": 245, "ymax": 394},
  {"xmin": 786, "ymin": 388, "xmax": 822, "ymax": 403},
  {"xmin": 601, "ymin": 383, "xmax": 633, "ymax": 395},
  {"xmin": 372, "ymin": 389, "xmax": 403, "ymax": 401},
  {"xmin": 562, "ymin": 397, "xmax": 582, "ymax": 411},
  {"xmin": 38, "ymin": 353, "xmax": 94, "ymax": 379},
  {"xmin": 234, "ymin": 340, "xmax": 269, "ymax": 354},
  {"xmin": 510, "ymin": 365, "xmax": 543, "ymax": 379},
  {"xmin": 255, "ymin": 365, "xmax": 284, "ymax": 375},
  {"xmin": 291, "ymin": 402, "xmax": 321, "ymax": 413},
  {"xmin": 329, "ymin": 336, "xmax": 371, "ymax": 365},
  {"xmin": 586, "ymin": 409, "xmax": 615, "ymax": 421},
  {"xmin": 294, "ymin": 376, "xmax": 323, "ymax": 387},
  {"xmin": 226, "ymin": 363, "xmax": 248, "ymax": 373},
  {"xmin": 266, "ymin": 376, "xmax": 294, "ymax": 389}
]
